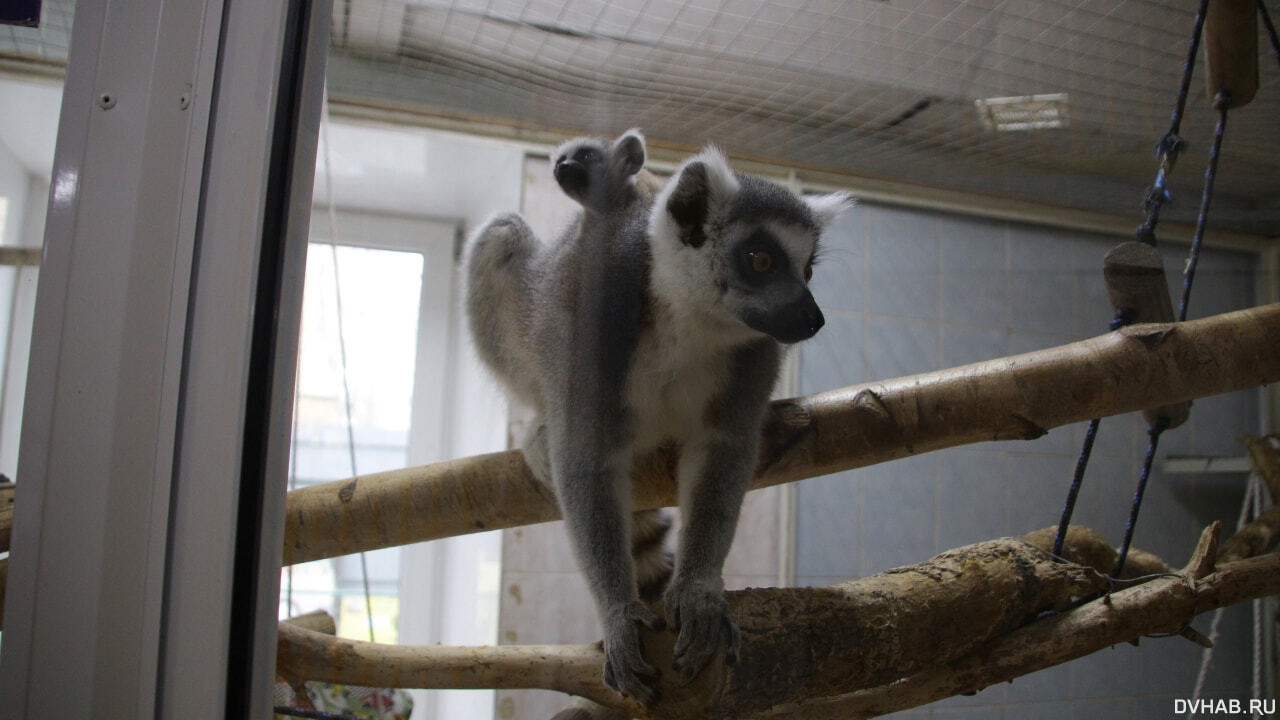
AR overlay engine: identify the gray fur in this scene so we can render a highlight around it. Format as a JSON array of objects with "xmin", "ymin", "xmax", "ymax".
[{"xmin": 465, "ymin": 135, "xmax": 851, "ymax": 709}]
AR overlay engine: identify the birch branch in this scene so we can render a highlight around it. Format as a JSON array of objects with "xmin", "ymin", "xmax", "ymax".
[
  {"xmin": 275, "ymin": 524, "xmax": 1280, "ymax": 719},
  {"xmin": 283, "ymin": 303, "xmax": 1280, "ymax": 565}
]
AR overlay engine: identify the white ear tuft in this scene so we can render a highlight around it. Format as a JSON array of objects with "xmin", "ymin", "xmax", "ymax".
[
  {"xmin": 619, "ymin": 127, "xmax": 645, "ymax": 144},
  {"xmin": 688, "ymin": 145, "xmax": 740, "ymax": 199},
  {"xmin": 805, "ymin": 192, "xmax": 855, "ymax": 227},
  {"xmin": 650, "ymin": 146, "xmax": 741, "ymax": 247}
]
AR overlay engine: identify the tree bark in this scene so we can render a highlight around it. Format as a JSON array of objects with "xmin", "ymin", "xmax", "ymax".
[
  {"xmin": 275, "ymin": 524, "xmax": 1280, "ymax": 719},
  {"xmin": 283, "ymin": 303, "xmax": 1280, "ymax": 566},
  {"xmin": 1219, "ymin": 508, "xmax": 1280, "ymax": 563},
  {"xmin": 1240, "ymin": 434, "xmax": 1280, "ymax": 501}
]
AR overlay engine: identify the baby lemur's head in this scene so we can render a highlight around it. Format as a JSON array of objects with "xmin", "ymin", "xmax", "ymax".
[
  {"xmin": 553, "ymin": 129, "xmax": 663, "ymax": 213},
  {"xmin": 649, "ymin": 148, "xmax": 852, "ymax": 345}
]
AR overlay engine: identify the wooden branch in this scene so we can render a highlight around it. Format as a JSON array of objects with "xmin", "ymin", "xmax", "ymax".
[
  {"xmin": 1020, "ymin": 525, "xmax": 1172, "ymax": 578},
  {"xmin": 1217, "ymin": 435, "xmax": 1280, "ymax": 562},
  {"xmin": 275, "ymin": 525, "xmax": 1280, "ymax": 719},
  {"xmin": 1219, "ymin": 507, "xmax": 1280, "ymax": 563},
  {"xmin": 283, "ymin": 609, "xmax": 337, "ymax": 636},
  {"xmin": 278, "ymin": 531, "xmax": 1112, "ymax": 718},
  {"xmin": 277, "ymin": 624, "xmax": 616, "ymax": 708},
  {"xmin": 777, "ymin": 553, "xmax": 1280, "ymax": 719},
  {"xmin": 283, "ymin": 303, "xmax": 1280, "ymax": 565},
  {"xmin": 1240, "ymin": 434, "xmax": 1280, "ymax": 502}
]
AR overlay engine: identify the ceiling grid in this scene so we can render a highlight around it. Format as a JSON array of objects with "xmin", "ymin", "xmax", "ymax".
[{"xmin": 4, "ymin": 0, "xmax": 1277, "ymax": 234}]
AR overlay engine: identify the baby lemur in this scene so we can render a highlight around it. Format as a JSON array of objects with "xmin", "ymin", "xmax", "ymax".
[
  {"xmin": 552, "ymin": 129, "xmax": 664, "ymax": 213},
  {"xmin": 465, "ymin": 130, "xmax": 850, "ymax": 709}
]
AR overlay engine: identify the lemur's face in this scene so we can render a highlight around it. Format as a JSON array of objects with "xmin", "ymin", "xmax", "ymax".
[
  {"xmin": 553, "ymin": 141, "xmax": 603, "ymax": 205},
  {"xmin": 553, "ymin": 131, "xmax": 647, "ymax": 210},
  {"xmin": 719, "ymin": 217, "xmax": 824, "ymax": 343},
  {"xmin": 651, "ymin": 152, "xmax": 851, "ymax": 345}
]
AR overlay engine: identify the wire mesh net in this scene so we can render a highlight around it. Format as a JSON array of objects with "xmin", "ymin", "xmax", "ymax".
[{"xmin": 6, "ymin": 0, "xmax": 1279, "ymax": 234}]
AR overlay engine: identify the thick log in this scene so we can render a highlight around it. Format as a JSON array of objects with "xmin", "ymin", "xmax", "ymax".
[
  {"xmin": 283, "ymin": 303, "xmax": 1280, "ymax": 565},
  {"xmin": 778, "ymin": 553, "xmax": 1280, "ymax": 718},
  {"xmin": 275, "ymin": 526, "xmax": 1280, "ymax": 719},
  {"xmin": 278, "ymin": 531, "xmax": 1114, "ymax": 718}
]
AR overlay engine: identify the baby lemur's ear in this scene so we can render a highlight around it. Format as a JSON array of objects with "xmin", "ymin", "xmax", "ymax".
[
  {"xmin": 660, "ymin": 146, "xmax": 740, "ymax": 248},
  {"xmin": 614, "ymin": 129, "xmax": 646, "ymax": 178},
  {"xmin": 804, "ymin": 192, "xmax": 855, "ymax": 228}
]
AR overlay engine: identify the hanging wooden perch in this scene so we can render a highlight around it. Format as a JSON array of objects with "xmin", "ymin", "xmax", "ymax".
[{"xmin": 1203, "ymin": 0, "xmax": 1259, "ymax": 107}]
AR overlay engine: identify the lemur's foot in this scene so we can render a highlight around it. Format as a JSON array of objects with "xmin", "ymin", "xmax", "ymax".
[
  {"xmin": 663, "ymin": 578, "xmax": 739, "ymax": 681},
  {"xmin": 600, "ymin": 600, "xmax": 664, "ymax": 706}
]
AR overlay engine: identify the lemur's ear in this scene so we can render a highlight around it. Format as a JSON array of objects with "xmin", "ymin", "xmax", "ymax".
[
  {"xmin": 662, "ymin": 146, "xmax": 739, "ymax": 248},
  {"xmin": 614, "ymin": 129, "xmax": 646, "ymax": 177},
  {"xmin": 805, "ymin": 192, "xmax": 855, "ymax": 228}
]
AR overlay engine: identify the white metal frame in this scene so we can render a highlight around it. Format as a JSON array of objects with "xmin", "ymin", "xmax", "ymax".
[{"xmin": 0, "ymin": 0, "xmax": 329, "ymax": 716}]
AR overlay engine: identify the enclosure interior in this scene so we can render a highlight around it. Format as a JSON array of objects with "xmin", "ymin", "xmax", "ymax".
[{"xmin": 1, "ymin": 1, "xmax": 1278, "ymax": 719}]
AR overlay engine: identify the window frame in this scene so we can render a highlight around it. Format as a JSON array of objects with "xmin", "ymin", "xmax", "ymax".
[{"xmin": 0, "ymin": 0, "xmax": 330, "ymax": 716}]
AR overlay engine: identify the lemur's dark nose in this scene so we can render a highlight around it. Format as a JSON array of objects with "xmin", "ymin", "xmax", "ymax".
[
  {"xmin": 749, "ymin": 293, "xmax": 824, "ymax": 344},
  {"xmin": 808, "ymin": 305, "xmax": 825, "ymax": 335},
  {"xmin": 790, "ymin": 300, "xmax": 824, "ymax": 341}
]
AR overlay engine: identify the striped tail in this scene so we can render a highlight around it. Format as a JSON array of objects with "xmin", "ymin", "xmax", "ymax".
[{"xmin": 631, "ymin": 508, "xmax": 673, "ymax": 602}]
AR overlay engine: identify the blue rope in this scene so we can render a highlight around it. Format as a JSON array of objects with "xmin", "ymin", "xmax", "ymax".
[
  {"xmin": 1135, "ymin": 0, "xmax": 1211, "ymax": 246},
  {"xmin": 1261, "ymin": 1, "xmax": 1280, "ymax": 70},
  {"xmin": 1110, "ymin": 98, "xmax": 1230, "ymax": 574},
  {"xmin": 1113, "ymin": 416, "xmax": 1171, "ymax": 577},
  {"xmin": 1052, "ymin": 306, "xmax": 1134, "ymax": 557},
  {"xmin": 1178, "ymin": 94, "xmax": 1230, "ymax": 322},
  {"xmin": 1052, "ymin": 418, "xmax": 1101, "ymax": 557},
  {"xmin": 1055, "ymin": 0, "xmax": 1213, "ymax": 562}
]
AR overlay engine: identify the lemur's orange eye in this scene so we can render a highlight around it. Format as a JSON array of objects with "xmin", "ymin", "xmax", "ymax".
[
  {"xmin": 751, "ymin": 250, "xmax": 773, "ymax": 273},
  {"xmin": 804, "ymin": 264, "xmax": 813, "ymax": 282}
]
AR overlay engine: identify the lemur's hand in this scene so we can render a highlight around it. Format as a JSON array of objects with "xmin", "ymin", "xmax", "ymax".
[
  {"xmin": 600, "ymin": 600, "xmax": 664, "ymax": 705},
  {"xmin": 664, "ymin": 577, "xmax": 739, "ymax": 681}
]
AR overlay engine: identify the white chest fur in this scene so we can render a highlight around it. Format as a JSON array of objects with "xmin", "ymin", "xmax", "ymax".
[{"xmin": 624, "ymin": 302, "xmax": 750, "ymax": 452}]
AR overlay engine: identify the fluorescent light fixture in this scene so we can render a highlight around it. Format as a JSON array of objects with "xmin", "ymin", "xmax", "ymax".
[{"xmin": 974, "ymin": 93, "xmax": 1069, "ymax": 131}]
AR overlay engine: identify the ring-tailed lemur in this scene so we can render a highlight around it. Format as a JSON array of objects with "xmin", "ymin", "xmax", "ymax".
[
  {"xmin": 465, "ymin": 132, "xmax": 851, "ymax": 710},
  {"xmin": 552, "ymin": 129, "xmax": 664, "ymax": 214}
]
